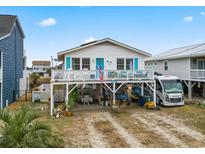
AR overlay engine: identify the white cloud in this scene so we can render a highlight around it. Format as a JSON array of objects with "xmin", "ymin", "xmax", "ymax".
[
  {"xmin": 48, "ymin": 41, "xmax": 56, "ymax": 47},
  {"xmin": 36, "ymin": 18, "xmax": 57, "ymax": 27},
  {"xmin": 201, "ymin": 11, "xmax": 205, "ymax": 16},
  {"xmin": 83, "ymin": 37, "xmax": 96, "ymax": 43},
  {"xmin": 184, "ymin": 16, "xmax": 193, "ymax": 22}
]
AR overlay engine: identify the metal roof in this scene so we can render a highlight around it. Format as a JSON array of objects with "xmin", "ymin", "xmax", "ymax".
[
  {"xmin": 57, "ymin": 38, "xmax": 152, "ymax": 59},
  {"xmin": 0, "ymin": 15, "xmax": 25, "ymax": 40},
  {"xmin": 146, "ymin": 42, "xmax": 205, "ymax": 61}
]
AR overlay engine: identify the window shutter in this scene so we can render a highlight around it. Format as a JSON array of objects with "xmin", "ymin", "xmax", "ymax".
[
  {"xmin": 134, "ymin": 58, "xmax": 138, "ymax": 70},
  {"xmin": 66, "ymin": 57, "xmax": 71, "ymax": 70}
]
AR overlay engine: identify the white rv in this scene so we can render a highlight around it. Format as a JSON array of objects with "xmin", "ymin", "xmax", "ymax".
[{"xmin": 155, "ymin": 75, "xmax": 184, "ymax": 106}]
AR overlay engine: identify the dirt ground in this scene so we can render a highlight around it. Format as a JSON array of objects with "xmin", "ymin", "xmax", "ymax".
[{"xmin": 6, "ymin": 102, "xmax": 205, "ymax": 148}]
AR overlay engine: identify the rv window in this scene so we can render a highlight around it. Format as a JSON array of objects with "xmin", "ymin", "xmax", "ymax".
[
  {"xmin": 72, "ymin": 58, "xmax": 80, "ymax": 70},
  {"xmin": 82, "ymin": 58, "xmax": 90, "ymax": 70},
  {"xmin": 117, "ymin": 58, "xmax": 124, "ymax": 70},
  {"xmin": 126, "ymin": 59, "xmax": 133, "ymax": 70},
  {"xmin": 162, "ymin": 80, "xmax": 183, "ymax": 93},
  {"xmin": 164, "ymin": 61, "xmax": 168, "ymax": 70}
]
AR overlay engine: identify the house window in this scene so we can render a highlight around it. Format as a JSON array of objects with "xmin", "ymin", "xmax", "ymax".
[
  {"xmin": 198, "ymin": 60, "xmax": 205, "ymax": 69},
  {"xmin": 164, "ymin": 61, "xmax": 168, "ymax": 70},
  {"xmin": 82, "ymin": 58, "xmax": 90, "ymax": 70},
  {"xmin": 126, "ymin": 59, "xmax": 133, "ymax": 70},
  {"xmin": 72, "ymin": 58, "xmax": 80, "ymax": 70},
  {"xmin": 117, "ymin": 58, "xmax": 124, "ymax": 70}
]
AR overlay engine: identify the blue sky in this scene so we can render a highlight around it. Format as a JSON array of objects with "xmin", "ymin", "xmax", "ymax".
[{"xmin": 0, "ymin": 6, "xmax": 205, "ymax": 67}]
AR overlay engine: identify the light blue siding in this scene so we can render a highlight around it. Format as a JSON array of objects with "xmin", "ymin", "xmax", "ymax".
[
  {"xmin": 66, "ymin": 57, "xmax": 71, "ymax": 70},
  {"xmin": 134, "ymin": 57, "xmax": 138, "ymax": 70}
]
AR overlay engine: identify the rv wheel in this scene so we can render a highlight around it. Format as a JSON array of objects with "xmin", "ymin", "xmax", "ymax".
[{"xmin": 158, "ymin": 100, "xmax": 162, "ymax": 106}]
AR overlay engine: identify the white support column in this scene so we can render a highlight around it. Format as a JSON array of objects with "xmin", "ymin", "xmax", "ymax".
[
  {"xmin": 188, "ymin": 81, "xmax": 192, "ymax": 100},
  {"xmin": 103, "ymin": 82, "xmax": 113, "ymax": 93},
  {"xmin": 153, "ymin": 81, "xmax": 156, "ymax": 106},
  {"xmin": 115, "ymin": 82, "xmax": 126, "ymax": 93},
  {"xmin": 50, "ymin": 83, "xmax": 54, "ymax": 116},
  {"xmin": 68, "ymin": 84, "xmax": 79, "ymax": 95},
  {"xmin": 65, "ymin": 83, "xmax": 69, "ymax": 105},
  {"xmin": 141, "ymin": 83, "xmax": 144, "ymax": 96},
  {"xmin": 100, "ymin": 84, "xmax": 103, "ymax": 96},
  {"xmin": 113, "ymin": 82, "xmax": 116, "ymax": 106}
]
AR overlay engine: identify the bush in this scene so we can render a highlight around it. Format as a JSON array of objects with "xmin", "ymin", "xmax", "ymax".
[
  {"xmin": 0, "ymin": 105, "xmax": 62, "ymax": 148},
  {"xmin": 29, "ymin": 73, "xmax": 51, "ymax": 89},
  {"xmin": 67, "ymin": 88, "xmax": 78, "ymax": 109}
]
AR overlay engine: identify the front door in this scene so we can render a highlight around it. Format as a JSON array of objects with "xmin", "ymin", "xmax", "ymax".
[{"xmin": 96, "ymin": 58, "xmax": 104, "ymax": 80}]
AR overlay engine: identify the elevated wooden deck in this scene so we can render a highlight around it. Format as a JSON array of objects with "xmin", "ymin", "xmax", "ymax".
[
  {"xmin": 51, "ymin": 69, "xmax": 154, "ymax": 83},
  {"xmin": 50, "ymin": 69, "xmax": 156, "ymax": 115}
]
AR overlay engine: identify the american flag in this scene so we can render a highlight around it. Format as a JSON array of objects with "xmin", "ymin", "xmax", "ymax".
[{"xmin": 99, "ymin": 65, "xmax": 103, "ymax": 81}]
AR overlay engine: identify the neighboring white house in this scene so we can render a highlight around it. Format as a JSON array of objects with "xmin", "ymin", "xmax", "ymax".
[
  {"xmin": 145, "ymin": 42, "xmax": 205, "ymax": 99},
  {"xmin": 50, "ymin": 38, "xmax": 155, "ymax": 115},
  {"xmin": 32, "ymin": 60, "xmax": 51, "ymax": 77}
]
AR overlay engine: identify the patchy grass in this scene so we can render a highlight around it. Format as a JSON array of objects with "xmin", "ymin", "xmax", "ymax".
[
  {"xmin": 4, "ymin": 101, "xmax": 205, "ymax": 148},
  {"xmin": 112, "ymin": 110, "xmax": 174, "ymax": 148},
  {"xmin": 94, "ymin": 121, "xmax": 129, "ymax": 148},
  {"xmin": 161, "ymin": 105, "xmax": 205, "ymax": 134}
]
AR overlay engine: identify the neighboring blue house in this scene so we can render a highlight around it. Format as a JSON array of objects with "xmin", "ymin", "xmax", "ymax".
[{"xmin": 0, "ymin": 15, "xmax": 25, "ymax": 109}]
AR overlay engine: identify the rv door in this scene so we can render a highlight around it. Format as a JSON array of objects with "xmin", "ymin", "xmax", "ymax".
[{"xmin": 156, "ymin": 79, "xmax": 164, "ymax": 104}]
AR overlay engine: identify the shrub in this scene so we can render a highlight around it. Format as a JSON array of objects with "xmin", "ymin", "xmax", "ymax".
[{"xmin": 0, "ymin": 105, "xmax": 62, "ymax": 148}]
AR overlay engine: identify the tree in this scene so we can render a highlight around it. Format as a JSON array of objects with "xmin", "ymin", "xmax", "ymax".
[
  {"xmin": 29, "ymin": 73, "xmax": 40, "ymax": 89},
  {"xmin": 46, "ymin": 68, "xmax": 51, "ymax": 76},
  {"xmin": 0, "ymin": 105, "xmax": 61, "ymax": 148}
]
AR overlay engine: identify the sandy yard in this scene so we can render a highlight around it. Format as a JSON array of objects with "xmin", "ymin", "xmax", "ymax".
[{"xmin": 5, "ymin": 102, "xmax": 205, "ymax": 148}]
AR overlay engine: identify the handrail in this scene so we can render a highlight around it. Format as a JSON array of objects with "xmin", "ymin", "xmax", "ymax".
[
  {"xmin": 51, "ymin": 69, "xmax": 154, "ymax": 82},
  {"xmin": 190, "ymin": 69, "xmax": 205, "ymax": 80}
]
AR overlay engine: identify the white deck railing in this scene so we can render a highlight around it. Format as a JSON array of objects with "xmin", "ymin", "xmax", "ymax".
[
  {"xmin": 190, "ymin": 69, "xmax": 205, "ymax": 80},
  {"xmin": 51, "ymin": 69, "xmax": 154, "ymax": 82}
]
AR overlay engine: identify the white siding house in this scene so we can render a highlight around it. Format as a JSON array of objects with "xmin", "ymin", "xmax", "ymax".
[
  {"xmin": 32, "ymin": 61, "xmax": 51, "ymax": 77},
  {"xmin": 58, "ymin": 38, "xmax": 151, "ymax": 71},
  {"xmin": 145, "ymin": 42, "xmax": 205, "ymax": 99},
  {"xmin": 145, "ymin": 58, "xmax": 191, "ymax": 79},
  {"xmin": 50, "ymin": 38, "xmax": 155, "ymax": 115}
]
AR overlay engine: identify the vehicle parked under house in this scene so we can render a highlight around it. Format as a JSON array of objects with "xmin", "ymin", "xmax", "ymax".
[
  {"xmin": 145, "ymin": 42, "xmax": 205, "ymax": 99},
  {"xmin": 0, "ymin": 15, "xmax": 25, "ymax": 109},
  {"xmin": 50, "ymin": 38, "xmax": 156, "ymax": 115}
]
